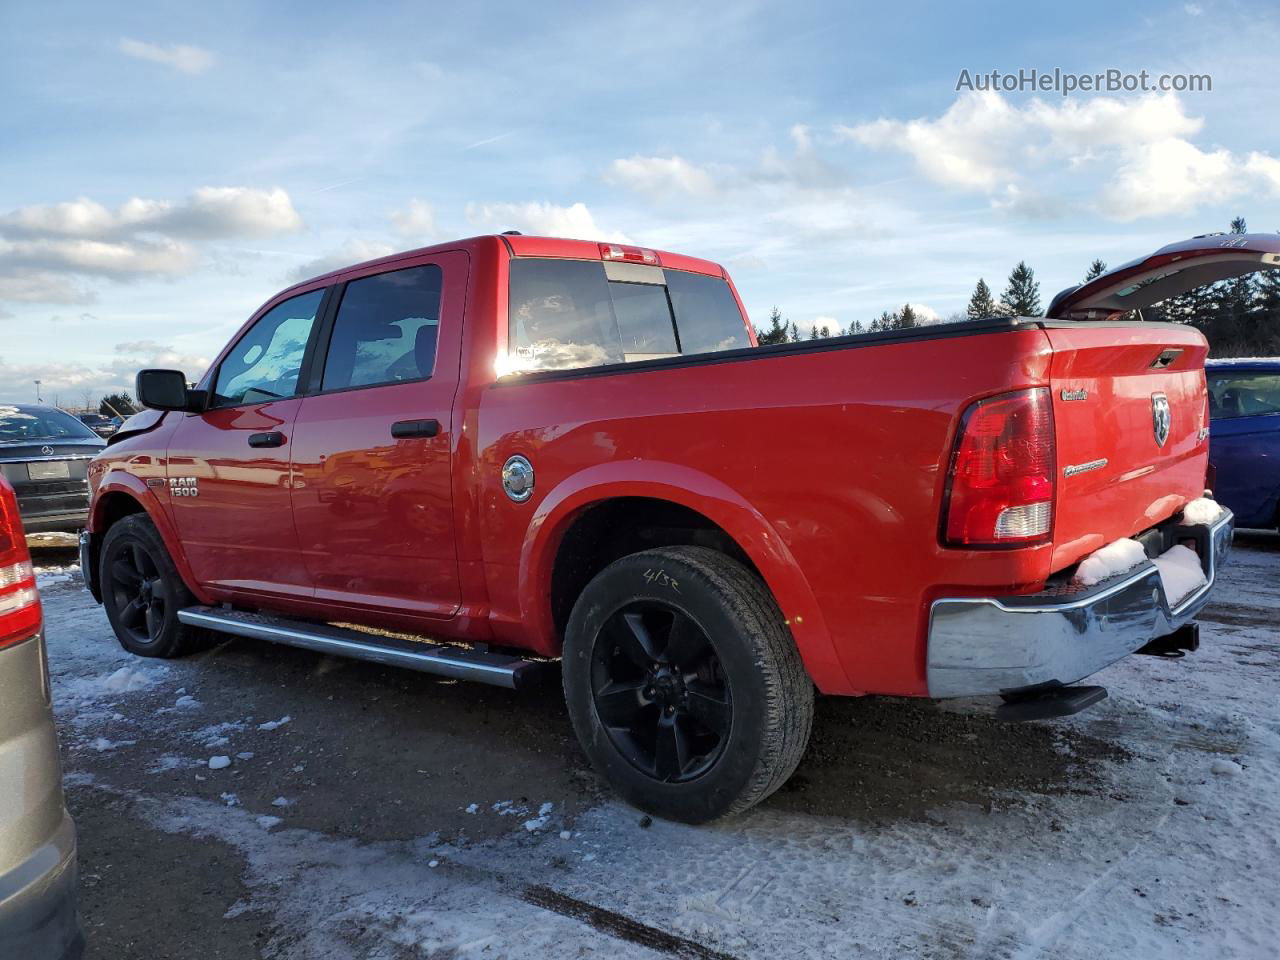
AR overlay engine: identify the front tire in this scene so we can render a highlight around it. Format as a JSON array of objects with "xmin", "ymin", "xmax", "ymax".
[
  {"xmin": 100, "ymin": 514, "xmax": 207, "ymax": 658},
  {"xmin": 562, "ymin": 546, "xmax": 814, "ymax": 823}
]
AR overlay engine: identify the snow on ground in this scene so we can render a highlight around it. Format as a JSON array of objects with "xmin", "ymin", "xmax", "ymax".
[{"xmin": 33, "ymin": 537, "xmax": 1280, "ymax": 959}]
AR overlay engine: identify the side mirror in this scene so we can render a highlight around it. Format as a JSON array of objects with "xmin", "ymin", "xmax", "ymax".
[{"xmin": 136, "ymin": 369, "xmax": 202, "ymax": 412}]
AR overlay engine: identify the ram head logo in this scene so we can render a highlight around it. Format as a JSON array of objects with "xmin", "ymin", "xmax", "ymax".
[{"xmin": 1151, "ymin": 393, "xmax": 1172, "ymax": 448}]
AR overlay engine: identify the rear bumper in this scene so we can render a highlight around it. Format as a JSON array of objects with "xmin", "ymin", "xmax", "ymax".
[
  {"xmin": 20, "ymin": 510, "xmax": 89, "ymax": 535},
  {"xmin": 0, "ymin": 814, "xmax": 82, "ymax": 960},
  {"xmin": 927, "ymin": 509, "xmax": 1234, "ymax": 698}
]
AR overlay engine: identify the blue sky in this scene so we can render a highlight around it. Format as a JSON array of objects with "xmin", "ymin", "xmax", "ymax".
[{"xmin": 2, "ymin": 0, "xmax": 1279, "ymax": 403}]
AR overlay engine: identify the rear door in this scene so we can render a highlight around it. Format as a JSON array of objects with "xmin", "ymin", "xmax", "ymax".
[
  {"xmin": 288, "ymin": 253, "xmax": 467, "ymax": 621},
  {"xmin": 167, "ymin": 287, "xmax": 327, "ymax": 597}
]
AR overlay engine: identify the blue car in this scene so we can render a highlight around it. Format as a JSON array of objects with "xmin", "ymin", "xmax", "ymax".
[{"xmin": 1207, "ymin": 358, "xmax": 1280, "ymax": 529}]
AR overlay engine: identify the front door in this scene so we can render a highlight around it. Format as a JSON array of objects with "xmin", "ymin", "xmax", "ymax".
[
  {"xmin": 167, "ymin": 287, "xmax": 327, "ymax": 598},
  {"xmin": 288, "ymin": 253, "xmax": 466, "ymax": 620}
]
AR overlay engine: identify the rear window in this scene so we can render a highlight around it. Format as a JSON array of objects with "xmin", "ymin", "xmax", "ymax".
[
  {"xmin": 1208, "ymin": 371, "xmax": 1280, "ymax": 419},
  {"xmin": 0, "ymin": 405, "xmax": 100, "ymax": 442},
  {"xmin": 505, "ymin": 258, "xmax": 747, "ymax": 374}
]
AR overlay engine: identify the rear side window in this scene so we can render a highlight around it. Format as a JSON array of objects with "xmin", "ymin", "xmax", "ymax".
[
  {"xmin": 213, "ymin": 289, "xmax": 324, "ymax": 408},
  {"xmin": 1208, "ymin": 371, "xmax": 1280, "ymax": 419},
  {"xmin": 506, "ymin": 258, "xmax": 746, "ymax": 373},
  {"xmin": 322, "ymin": 265, "xmax": 443, "ymax": 391}
]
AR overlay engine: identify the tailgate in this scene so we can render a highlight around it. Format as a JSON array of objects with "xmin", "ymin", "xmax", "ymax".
[{"xmin": 1045, "ymin": 322, "xmax": 1209, "ymax": 573}]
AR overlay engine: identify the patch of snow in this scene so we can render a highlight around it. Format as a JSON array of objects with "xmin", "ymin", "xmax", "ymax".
[
  {"xmin": 1211, "ymin": 759, "xmax": 1243, "ymax": 777},
  {"xmin": 100, "ymin": 666, "xmax": 153, "ymax": 694},
  {"xmin": 1074, "ymin": 538, "xmax": 1148, "ymax": 586},
  {"xmin": 258, "ymin": 716, "xmax": 291, "ymax": 731},
  {"xmin": 1181, "ymin": 497, "xmax": 1224, "ymax": 526},
  {"xmin": 465, "ymin": 803, "xmax": 479, "ymax": 814},
  {"xmin": 271, "ymin": 796, "xmax": 292, "ymax": 808},
  {"xmin": 147, "ymin": 755, "xmax": 196, "ymax": 774},
  {"xmin": 236, "ymin": 751, "xmax": 255, "ymax": 760},
  {"xmin": 559, "ymin": 830, "xmax": 572, "ymax": 841},
  {"xmin": 173, "ymin": 694, "xmax": 201, "ymax": 710},
  {"xmin": 89, "ymin": 736, "xmax": 135, "ymax": 752},
  {"xmin": 522, "ymin": 816, "xmax": 550, "ymax": 832},
  {"xmin": 221, "ymin": 793, "xmax": 241, "ymax": 807},
  {"xmin": 1153, "ymin": 544, "xmax": 1208, "ymax": 605},
  {"xmin": 208, "ymin": 755, "xmax": 232, "ymax": 770},
  {"xmin": 255, "ymin": 815, "xmax": 283, "ymax": 830},
  {"xmin": 428, "ymin": 859, "xmax": 439, "ymax": 868},
  {"xmin": 537, "ymin": 802, "xmax": 553, "ymax": 817}
]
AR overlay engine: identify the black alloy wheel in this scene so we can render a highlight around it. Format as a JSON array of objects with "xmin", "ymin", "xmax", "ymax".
[
  {"xmin": 591, "ymin": 602, "xmax": 732, "ymax": 784},
  {"xmin": 107, "ymin": 540, "xmax": 168, "ymax": 646}
]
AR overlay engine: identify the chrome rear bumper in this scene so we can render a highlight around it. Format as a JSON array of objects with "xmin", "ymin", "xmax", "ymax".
[{"xmin": 927, "ymin": 510, "xmax": 1234, "ymax": 698}]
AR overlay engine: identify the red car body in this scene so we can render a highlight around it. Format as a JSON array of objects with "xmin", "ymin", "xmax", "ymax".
[{"xmin": 83, "ymin": 233, "xmax": 1273, "ymax": 699}]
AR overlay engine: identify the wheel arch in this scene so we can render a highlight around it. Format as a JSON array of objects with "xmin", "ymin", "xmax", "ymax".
[
  {"xmin": 86, "ymin": 475, "xmax": 213, "ymax": 606},
  {"xmin": 519, "ymin": 460, "xmax": 852, "ymax": 693}
]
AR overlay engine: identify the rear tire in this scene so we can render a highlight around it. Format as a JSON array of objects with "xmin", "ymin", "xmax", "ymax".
[
  {"xmin": 101, "ymin": 514, "xmax": 208, "ymax": 658},
  {"xmin": 562, "ymin": 546, "xmax": 813, "ymax": 823}
]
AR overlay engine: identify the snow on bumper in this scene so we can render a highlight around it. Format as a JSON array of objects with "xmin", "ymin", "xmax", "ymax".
[{"xmin": 926, "ymin": 508, "xmax": 1234, "ymax": 699}]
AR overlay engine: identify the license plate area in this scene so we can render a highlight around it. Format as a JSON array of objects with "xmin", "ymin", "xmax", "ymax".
[{"xmin": 27, "ymin": 461, "xmax": 71, "ymax": 481}]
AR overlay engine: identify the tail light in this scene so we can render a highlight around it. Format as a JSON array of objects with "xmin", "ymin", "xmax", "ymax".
[
  {"xmin": 599, "ymin": 243, "xmax": 661, "ymax": 265},
  {"xmin": 943, "ymin": 387, "xmax": 1056, "ymax": 547},
  {"xmin": 0, "ymin": 477, "xmax": 41, "ymax": 650}
]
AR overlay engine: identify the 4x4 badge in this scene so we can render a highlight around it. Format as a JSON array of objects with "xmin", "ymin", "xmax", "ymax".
[{"xmin": 1151, "ymin": 393, "xmax": 1172, "ymax": 448}]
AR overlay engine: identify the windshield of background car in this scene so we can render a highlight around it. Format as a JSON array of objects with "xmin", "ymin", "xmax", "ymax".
[
  {"xmin": 0, "ymin": 405, "xmax": 101, "ymax": 442},
  {"xmin": 505, "ymin": 258, "xmax": 748, "ymax": 374}
]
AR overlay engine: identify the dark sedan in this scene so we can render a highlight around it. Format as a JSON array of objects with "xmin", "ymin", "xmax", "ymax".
[{"xmin": 0, "ymin": 404, "xmax": 106, "ymax": 535}]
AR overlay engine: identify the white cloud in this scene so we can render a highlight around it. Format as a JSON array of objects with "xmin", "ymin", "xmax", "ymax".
[
  {"xmin": 1184, "ymin": 2, "xmax": 1204, "ymax": 14},
  {"xmin": 465, "ymin": 201, "xmax": 631, "ymax": 243},
  {"xmin": 288, "ymin": 240, "xmax": 397, "ymax": 282},
  {"xmin": 0, "ymin": 188, "xmax": 302, "ymax": 241},
  {"xmin": 0, "ymin": 188, "xmax": 303, "ymax": 304},
  {"xmin": 1098, "ymin": 137, "xmax": 1241, "ymax": 220},
  {"xmin": 605, "ymin": 156, "xmax": 717, "ymax": 198},
  {"xmin": 908, "ymin": 303, "xmax": 941, "ymax": 324},
  {"xmin": 118, "ymin": 38, "xmax": 214, "ymax": 75},
  {"xmin": 389, "ymin": 198, "xmax": 439, "ymax": 240},
  {"xmin": 839, "ymin": 91, "xmax": 1278, "ymax": 221},
  {"xmin": 0, "ymin": 340, "xmax": 213, "ymax": 405}
]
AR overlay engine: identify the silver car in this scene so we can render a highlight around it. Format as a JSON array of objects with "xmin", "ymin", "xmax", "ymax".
[{"xmin": 0, "ymin": 476, "xmax": 82, "ymax": 959}]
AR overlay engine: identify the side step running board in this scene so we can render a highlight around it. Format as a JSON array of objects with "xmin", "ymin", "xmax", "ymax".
[{"xmin": 176, "ymin": 606, "xmax": 549, "ymax": 690}]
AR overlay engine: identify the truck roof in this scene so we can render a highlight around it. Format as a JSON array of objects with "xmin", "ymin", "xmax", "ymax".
[{"xmin": 282, "ymin": 233, "xmax": 728, "ymax": 297}]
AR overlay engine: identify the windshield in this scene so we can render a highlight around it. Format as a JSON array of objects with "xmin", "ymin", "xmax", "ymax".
[{"xmin": 0, "ymin": 405, "xmax": 101, "ymax": 442}]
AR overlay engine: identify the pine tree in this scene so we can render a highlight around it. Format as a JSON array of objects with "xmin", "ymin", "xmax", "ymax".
[
  {"xmin": 1084, "ymin": 259, "xmax": 1108, "ymax": 281},
  {"xmin": 808, "ymin": 324, "xmax": 820, "ymax": 340},
  {"xmin": 756, "ymin": 306, "xmax": 788, "ymax": 345},
  {"xmin": 966, "ymin": 278, "xmax": 997, "ymax": 319},
  {"xmin": 1230, "ymin": 216, "xmax": 1247, "ymax": 234},
  {"xmin": 848, "ymin": 319, "xmax": 865, "ymax": 335},
  {"xmin": 787, "ymin": 321, "xmax": 800, "ymax": 342},
  {"xmin": 896, "ymin": 304, "xmax": 918, "ymax": 329},
  {"xmin": 1000, "ymin": 261, "xmax": 1042, "ymax": 317}
]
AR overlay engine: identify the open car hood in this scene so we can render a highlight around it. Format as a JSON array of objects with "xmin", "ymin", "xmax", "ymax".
[{"xmin": 1047, "ymin": 233, "xmax": 1280, "ymax": 319}]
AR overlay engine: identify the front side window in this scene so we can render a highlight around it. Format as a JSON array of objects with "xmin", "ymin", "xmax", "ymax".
[
  {"xmin": 1208, "ymin": 371, "xmax": 1280, "ymax": 419},
  {"xmin": 321, "ymin": 265, "xmax": 443, "ymax": 391},
  {"xmin": 212, "ymin": 289, "xmax": 324, "ymax": 407},
  {"xmin": 506, "ymin": 258, "xmax": 747, "ymax": 373}
]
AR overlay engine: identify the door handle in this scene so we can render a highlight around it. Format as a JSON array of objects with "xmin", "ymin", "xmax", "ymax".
[
  {"xmin": 248, "ymin": 431, "xmax": 286, "ymax": 448},
  {"xmin": 391, "ymin": 419, "xmax": 440, "ymax": 439}
]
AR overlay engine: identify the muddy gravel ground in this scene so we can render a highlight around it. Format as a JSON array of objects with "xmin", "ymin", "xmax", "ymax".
[{"xmin": 33, "ymin": 531, "xmax": 1280, "ymax": 959}]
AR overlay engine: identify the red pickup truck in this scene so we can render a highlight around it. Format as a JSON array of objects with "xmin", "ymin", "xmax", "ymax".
[{"xmin": 80, "ymin": 231, "xmax": 1271, "ymax": 821}]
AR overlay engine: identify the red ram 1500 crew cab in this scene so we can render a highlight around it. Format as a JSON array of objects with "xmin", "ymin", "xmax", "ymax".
[{"xmin": 80, "ymin": 231, "xmax": 1276, "ymax": 821}]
